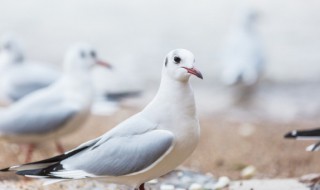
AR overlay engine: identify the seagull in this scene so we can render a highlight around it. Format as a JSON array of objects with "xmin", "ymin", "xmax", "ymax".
[
  {"xmin": 220, "ymin": 9, "xmax": 265, "ymax": 104},
  {"xmin": 0, "ymin": 43, "xmax": 111, "ymax": 162},
  {"xmin": 285, "ymin": 128, "xmax": 320, "ymax": 151},
  {"xmin": 90, "ymin": 66, "xmax": 142, "ymax": 116},
  {"xmin": 0, "ymin": 34, "xmax": 61, "ymax": 104},
  {"xmin": 0, "ymin": 49, "xmax": 203, "ymax": 190}
]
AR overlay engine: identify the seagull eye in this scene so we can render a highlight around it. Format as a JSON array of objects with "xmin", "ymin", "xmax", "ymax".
[
  {"xmin": 173, "ymin": 56, "xmax": 181, "ymax": 64},
  {"xmin": 90, "ymin": 51, "xmax": 96, "ymax": 58}
]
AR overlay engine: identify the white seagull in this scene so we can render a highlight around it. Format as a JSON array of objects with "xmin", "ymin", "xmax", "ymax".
[
  {"xmin": 0, "ymin": 43, "xmax": 111, "ymax": 162},
  {"xmin": 1, "ymin": 49, "xmax": 203, "ymax": 190},
  {"xmin": 285, "ymin": 128, "xmax": 320, "ymax": 151},
  {"xmin": 0, "ymin": 34, "xmax": 61, "ymax": 104},
  {"xmin": 220, "ymin": 9, "xmax": 265, "ymax": 103}
]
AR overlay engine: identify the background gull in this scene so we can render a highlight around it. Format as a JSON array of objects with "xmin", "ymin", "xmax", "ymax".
[
  {"xmin": 0, "ymin": 34, "xmax": 137, "ymax": 113},
  {"xmin": 285, "ymin": 128, "xmax": 320, "ymax": 151},
  {"xmin": 0, "ymin": 43, "xmax": 111, "ymax": 162},
  {"xmin": 0, "ymin": 34, "xmax": 61, "ymax": 104},
  {"xmin": 0, "ymin": 49, "xmax": 203, "ymax": 190},
  {"xmin": 220, "ymin": 8, "xmax": 265, "ymax": 105}
]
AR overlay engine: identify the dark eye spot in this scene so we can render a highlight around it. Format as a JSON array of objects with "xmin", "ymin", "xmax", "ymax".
[
  {"xmin": 90, "ymin": 51, "xmax": 96, "ymax": 58},
  {"xmin": 173, "ymin": 56, "xmax": 181, "ymax": 64},
  {"xmin": 165, "ymin": 57, "xmax": 168, "ymax": 67}
]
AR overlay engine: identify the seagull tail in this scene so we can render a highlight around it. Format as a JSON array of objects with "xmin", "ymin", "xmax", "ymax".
[
  {"xmin": 105, "ymin": 90, "xmax": 141, "ymax": 102},
  {"xmin": 0, "ymin": 145, "xmax": 89, "ymax": 178},
  {"xmin": 43, "ymin": 178, "xmax": 67, "ymax": 186}
]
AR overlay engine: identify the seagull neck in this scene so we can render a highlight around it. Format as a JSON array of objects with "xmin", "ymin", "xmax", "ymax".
[
  {"xmin": 63, "ymin": 71, "xmax": 92, "ymax": 89},
  {"xmin": 158, "ymin": 74, "xmax": 191, "ymax": 94},
  {"xmin": 152, "ymin": 74, "xmax": 195, "ymax": 113}
]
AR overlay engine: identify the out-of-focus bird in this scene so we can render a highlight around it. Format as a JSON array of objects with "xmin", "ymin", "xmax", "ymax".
[
  {"xmin": 1, "ymin": 49, "xmax": 203, "ymax": 190},
  {"xmin": 0, "ymin": 43, "xmax": 111, "ymax": 162},
  {"xmin": 0, "ymin": 35, "xmax": 61, "ymax": 104},
  {"xmin": 285, "ymin": 128, "xmax": 320, "ymax": 151},
  {"xmin": 220, "ymin": 9, "xmax": 265, "ymax": 104},
  {"xmin": 90, "ymin": 66, "xmax": 142, "ymax": 116}
]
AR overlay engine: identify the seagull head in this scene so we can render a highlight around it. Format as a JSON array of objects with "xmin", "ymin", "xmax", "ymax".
[
  {"xmin": 163, "ymin": 49, "xmax": 203, "ymax": 82},
  {"xmin": 64, "ymin": 43, "xmax": 112, "ymax": 73},
  {"xmin": 0, "ymin": 34, "xmax": 24, "ymax": 64}
]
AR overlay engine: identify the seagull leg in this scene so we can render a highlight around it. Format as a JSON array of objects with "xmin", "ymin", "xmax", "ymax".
[
  {"xmin": 138, "ymin": 183, "xmax": 145, "ymax": 190},
  {"xmin": 25, "ymin": 144, "xmax": 35, "ymax": 163},
  {"xmin": 55, "ymin": 141, "xmax": 65, "ymax": 154}
]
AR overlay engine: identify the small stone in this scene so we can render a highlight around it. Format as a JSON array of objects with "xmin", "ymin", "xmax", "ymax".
[
  {"xmin": 205, "ymin": 172, "xmax": 214, "ymax": 178},
  {"xmin": 160, "ymin": 184, "xmax": 175, "ymax": 190},
  {"xmin": 241, "ymin": 165, "xmax": 256, "ymax": 179},
  {"xmin": 148, "ymin": 179, "xmax": 158, "ymax": 184},
  {"xmin": 177, "ymin": 171, "xmax": 184, "ymax": 177},
  {"xmin": 238, "ymin": 123, "xmax": 255, "ymax": 137},
  {"xmin": 213, "ymin": 176, "xmax": 230, "ymax": 189},
  {"xmin": 181, "ymin": 176, "xmax": 192, "ymax": 183},
  {"xmin": 203, "ymin": 182, "xmax": 216, "ymax": 190},
  {"xmin": 189, "ymin": 183, "xmax": 202, "ymax": 190}
]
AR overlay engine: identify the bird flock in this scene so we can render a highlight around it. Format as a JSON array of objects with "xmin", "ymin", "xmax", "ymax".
[{"xmin": 0, "ymin": 7, "xmax": 316, "ymax": 190}]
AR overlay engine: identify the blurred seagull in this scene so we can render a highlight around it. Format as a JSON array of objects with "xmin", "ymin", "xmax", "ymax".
[
  {"xmin": 91, "ymin": 66, "xmax": 142, "ymax": 116},
  {"xmin": 220, "ymin": 9, "xmax": 265, "ymax": 104},
  {"xmin": 0, "ymin": 34, "xmax": 61, "ymax": 104},
  {"xmin": 0, "ymin": 49, "xmax": 203, "ymax": 190},
  {"xmin": 285, "ymin": 128, "xmax": 320, "ymax": 151},
  {"xmin": 0, "ymin": 43, "xmax": 111, "ymax": 162}
]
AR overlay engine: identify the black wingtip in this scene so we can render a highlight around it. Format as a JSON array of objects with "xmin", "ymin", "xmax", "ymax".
[
  {"xmin": 284, "ymin": 131, "xmax": 297, "ymax": 139},
  {"xmin": 0, "ymin": 167, "xmax": 11, "ymax": 172}
]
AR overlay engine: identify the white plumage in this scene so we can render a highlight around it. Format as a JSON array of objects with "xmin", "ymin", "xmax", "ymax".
[
  {"xmin": 0, "ymin": 43, "xmax": 111, "ymax": 161},
  {"xmin": 1, "ymin": 49, "xmax": 203, "ymax": 190}
]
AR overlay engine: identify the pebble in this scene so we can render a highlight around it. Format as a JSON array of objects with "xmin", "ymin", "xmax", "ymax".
[
  {"xmin": 213, "ymin": 176, "xmax": 230, "ymax": 190},
  {"xmin": 148, "ymin": 179, "xmax": 158, "ymax": 184},
  {"xmin": 189, "ymin": 183, "xmax": 202, "ymax": 190},
  {"xmin": 241, "ymin": 165, "xmax": 256, "ymax": 179},
  {"xmin": 160, "ymin": 184, "xmax": 175, "ymax": 190}
]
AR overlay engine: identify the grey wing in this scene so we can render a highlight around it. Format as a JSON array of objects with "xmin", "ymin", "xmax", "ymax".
[
  {"xmin": 53, "ymin": 129, "xmax": 174, "ymax": 178},
  {"xmin": 5, "ymin": 65, "xmax": 60, "ymax": 101},
  {"xmin": 7, "ymin": 82, "xmax": 53, "ymax": 101},
  {"xmin": 0, "ymin": 96, "xmax": 78, "ymax": 135}
]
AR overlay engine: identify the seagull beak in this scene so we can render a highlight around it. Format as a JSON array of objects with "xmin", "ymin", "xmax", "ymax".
[
  {"xmin": 182, "ymin": 67, "xmax": 203, "ymax": 79},
  {"xmin": 96, "ymin": 60, "xmax": 112, "ymax": 69}
]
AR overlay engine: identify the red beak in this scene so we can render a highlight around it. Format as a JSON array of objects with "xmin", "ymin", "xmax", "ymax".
[
  {"xmin": 96, "ymin": 60, "xmax": 112, "ymax": 69},
  {"xmin": 182, "ymin": 67, "xmax": 203, "ymax": 79}
]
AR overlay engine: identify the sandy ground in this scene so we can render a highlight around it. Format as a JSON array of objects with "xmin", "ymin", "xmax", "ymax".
[
  {"xmin": 0, "ymin": 107, "xmax": 319, "ymax": 180},
  {"xmin": 229, "ymin": 179, "xmax": 309, "ymax": 190}
]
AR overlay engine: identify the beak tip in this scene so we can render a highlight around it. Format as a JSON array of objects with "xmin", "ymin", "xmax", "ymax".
[{"xmin": 96, "ymin": 60, "xmax": 112, "ymax": 69}]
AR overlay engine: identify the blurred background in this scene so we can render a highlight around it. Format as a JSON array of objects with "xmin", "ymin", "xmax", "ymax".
[{"xmin": 0, "ymin": 0, "xmax": 320, "ymax": 182}]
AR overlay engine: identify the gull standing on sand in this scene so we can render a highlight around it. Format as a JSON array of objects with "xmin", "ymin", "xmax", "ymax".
[
  {"xmin": 220, "ymin": 9, "xmax": 265, "ymax": 104},
  {"xmin": 0, "ymin": 35, "xmax": 61, "ymax": 104},
  {"xmin": 285, "ymin": 128, "xmax": 320, "ymax": 151},
  {"xmin": 0, "ymin": 43, "xmax": 111, "ymax": 162},
  {"xmin": 1, "ymin": 49, "xmax": 203, "ymax": 190}
]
